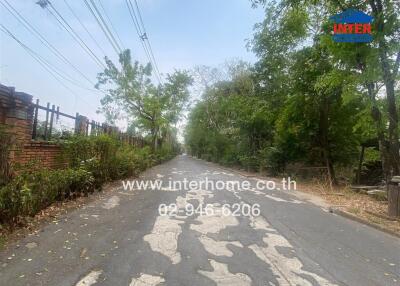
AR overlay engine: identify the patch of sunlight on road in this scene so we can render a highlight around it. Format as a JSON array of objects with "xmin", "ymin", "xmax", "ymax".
[
  {"xmin": 248, "ymin": 216, "xmax": 338, "ymax": 286},
  {"xmin": 249, "ymin": 187, "xmax": 304, "ymax": 204},
  {"xmin": 198, "ymin": 260, "xmax": 252, "ymax": 286},
  {"xmin": 129, "ymin": 273, "xmax": 165, "ymax": 286},
  {"xmin": 75, "ymin": 270, "xmax": 102, "ymax": 286},
  {"xmin": 190, "ymin": 208, "xmax": 239, "ymax": 234},
  {"xmin": 198, "ymin": 236, "xmax": 242, "ymax": 257},
  {"xmin": 143, "ymin": 216, "xmax": 183, "ymax": 264},
  {"xmin": 102, "ymin": 196, "xmax": 120, "ymax": 209},
  {"xmin": 142, "ymin": 172, "xmax": 336, "ymax": 285}
]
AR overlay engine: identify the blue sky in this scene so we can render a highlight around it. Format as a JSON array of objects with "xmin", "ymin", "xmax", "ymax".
[{"xmin": 0, "ymin": 0, "xmax": 264, "ymax": 125}]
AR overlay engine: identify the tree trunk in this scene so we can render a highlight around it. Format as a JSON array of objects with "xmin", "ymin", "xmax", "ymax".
[
  {"xmin": 370, "ymin": 0, "xmax": 400, "ymax": 177},
  {"xmin": 367, "ymin": 83, "xmax": 390, "ymax": 182},
  {"xmin": 319, "ymin": 96, "xmax": 338, "ymax": 186},
  {"xmin": 381, "ymin": 66, "xmax": 400, "ymax": 176},
  {"xmin": 150, "ymin": 125, "xmax": 158, "ymax": 151},
  {"xmin": 369, "ymin": 0, "xmax": 400, "ymax": 217}
]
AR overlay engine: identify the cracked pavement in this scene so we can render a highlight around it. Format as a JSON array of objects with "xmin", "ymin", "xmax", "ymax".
[{"xmin": 0, "ymin": 155, "xmax": 399, "ymax": 285}]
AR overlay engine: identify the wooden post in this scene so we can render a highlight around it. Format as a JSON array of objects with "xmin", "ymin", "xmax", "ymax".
[
  {"xmin": 91, "ymin": 120, "xmax": 95, "ymax": 136},
  {"xmin": 56, "ymin": 106, "xmax": 60, "ymax": 121},
  {"xmin": 44, "ymin": 102, "xmax": 50, "ymax": 139},
  {"xmin": 86, "ymin": 120, "xmax": 89, "ymax": 136},
  {"xmin": 48, "ymin": 104, "xmax": 55, "ymax": 140},
  {"xmin": 388, "ymin": 176, "xmax": 400, "ymax": 217},
  {"xmin": 74, "ymin": 112, "xmax": 79, "ymax": 135},
  {"xmin": 75, "ymin": 115, "xmax": 88, "ymax": 135},
  {"xmin": 32, "ymin": 99, "xmax": 39, "ymax": 139}
]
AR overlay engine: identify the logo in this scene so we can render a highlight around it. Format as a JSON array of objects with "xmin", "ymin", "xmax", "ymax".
[{"xmin": 330, "ymin": 9, "xmax": 373, "ymax": 43}]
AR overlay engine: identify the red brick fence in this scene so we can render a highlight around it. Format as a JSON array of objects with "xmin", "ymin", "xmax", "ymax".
[{"xmin": 0, "ymin": 84, "xmax": 144, "ymax": 170}]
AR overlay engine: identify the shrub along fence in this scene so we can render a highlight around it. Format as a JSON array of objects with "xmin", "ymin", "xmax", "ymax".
[
  {"xmin": 0, "ymin": 83, "xmax": 145, "ymax": 170},
  {"xmin": 0, "ymin": 84, "xmax": 178, "ymax": 226}
]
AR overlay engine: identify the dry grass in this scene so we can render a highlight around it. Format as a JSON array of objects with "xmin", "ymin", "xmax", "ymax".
[{"xmin": 295, "ymin": 178, "xmax": 400, "ymax": 235}]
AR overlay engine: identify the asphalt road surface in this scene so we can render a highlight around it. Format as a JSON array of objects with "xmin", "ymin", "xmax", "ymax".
[{"xmin": 1, "ymin": 155, "xmax": 399, "ymax": 286}]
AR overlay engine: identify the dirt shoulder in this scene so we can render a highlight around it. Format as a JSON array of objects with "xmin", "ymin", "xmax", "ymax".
[
  {"xmin": 214, "ymin": 164, "xmax": 400, "ymax": 237},
  {"xmin": 295, "ymin": 180, "xmax": 400, "ymax": 236},
  {"xmin": 0, "ymin": 180, "xmax": 123, "ymax": 251}
]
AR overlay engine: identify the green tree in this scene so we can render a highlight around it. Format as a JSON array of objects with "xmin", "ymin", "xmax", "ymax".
[{"xmin": 96, "ymin": 50, "xmax": 192, "ymax": 150}]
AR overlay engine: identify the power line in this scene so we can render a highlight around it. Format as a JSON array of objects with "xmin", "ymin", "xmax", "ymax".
[
  {"xmin": 97, "ymin": 0, "xmax": 125, "ymax": 50},
  {"xmin": 89, "ymin": 0, "xmax": 122, "ymax": 54},
  {"xmin": 0, "ymin": 24, "xmax": 98, "ymax": 95},
  {"xmin": 0, "ymin": 0, "xmax": 100, "ymax": 90},
  {"xmin": 62, "ymin": 0, "xmax": 108, "ymax": 58},
  {"xmin": 84, "ymin": 0, "xmax": 119, "ymax": 54},
  {"xmin": 133, "ymin": 0, "xmax": 162, "ymax": 80},
  {"xmin": 84, "ymin": 0, "xmax": 121, "ymax": 55},
  {"xmin": 0, "ymin": 24, "xmax": 99, "ymax": 109},
  {"xmin": 125, "ymin": 0, "xmax": 151, "ymax": 63},
  {"xmin": 46, "ymin": 0, "xmax": 106, "ymax": 69},
  {"xmin": 125, "ymin": 0, "xmax": 162, "ymax": 85},
  {"xmin": 37, "ymin": 0, "xmax": 106, "ymax": 69},
  {"xmin": 131, "ymin": 0, "xmax": 162, "ymax": 84}
]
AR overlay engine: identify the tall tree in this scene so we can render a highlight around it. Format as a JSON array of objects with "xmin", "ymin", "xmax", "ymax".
[
  {"xmin": 252, "ymin": 0, "xmax": 400, "ymax": 180},
  {"xmin": 96, "ymin": 50, "xmax": 192, "ymax": 149}
]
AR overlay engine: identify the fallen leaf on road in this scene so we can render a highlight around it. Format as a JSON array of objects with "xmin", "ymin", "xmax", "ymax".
[{"xmin": 80, "ymin": 248, "xmax": 87, "ymax": 258}]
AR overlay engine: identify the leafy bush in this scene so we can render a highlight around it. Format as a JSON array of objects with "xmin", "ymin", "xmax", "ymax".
[
  {"xmin": 0, "ymin": 134, "xmax": 177, "ymax": 225},
  {"xmin": 155, "ymin": 144, "xmax": 177, "ymax": 163},
  {"xmin": 0, "ymin": 166, "xmax": 94, "ymax": 224},
  {"xmin": 238, "ymin": 155, "xmax": 259, "ymax": 172},
  {"xmin": 64, "ymin": 136, "xmax": 159, "ymax": 187},
  {"xmin": 0, "ymin": 125, "xmax": 14, "ymax": 187},
  {"xmin": 259, "ymin": 147, "xmax": 286, "ymax": 175}
]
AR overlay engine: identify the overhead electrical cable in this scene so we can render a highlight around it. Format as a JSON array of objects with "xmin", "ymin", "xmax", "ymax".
[
  {"xmin": 125, "ymin": 0, "xmax": 162, "ymax": 85},
  {"xmin": 89, "ymin": 0, "xmax": 122, "ymax": 53},
  {"xmin": 37, "ymin": 0, "xmax": 106, "ymax": 69},
  {"xmin": 62, "ymin": 0, "xmax": 108, "ymax": 57},
  {"xmin": 82, "ymin": 0, "xmax": 121, "ymax": 56},
  {"xmin": 0, "ymin": 0, "xmax": 101, "ymax": 90},
  {"xmin": 0, "ymin": 24, "xmax": 99, "ymax": 109},
  {"xmin": 133, "ymin": 0, "xmax": 162, "ymax": 80},
  {"xmin": 97, "ymin": 0, "xmax": 125, "ymax": 50},
  {"xmin": 0, "ymin": 24, "xmax": 101, "ymax": 94}
]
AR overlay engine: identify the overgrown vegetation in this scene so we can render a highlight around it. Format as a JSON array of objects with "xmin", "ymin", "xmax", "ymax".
[
  {"xmin": 0, "ymin": 47, "xmax": 190, "ymax": 227},
  {"xmin": 96, "ymin": 50, "xmax": 192, "ymax": 150},
  {"xmin": 0, "ymin": 125, "xmax": 14, "ymax": 186},
  {"xmin": 185, "ymin": 0, "xmax": 399, "ymax": 186},
  {"xmin": 0, "ymin": 166, "xmax": 94, "ymax": 224},
  {"xmin": 0, "ymin": 134, "xmax": 179, "ymax": 226}
]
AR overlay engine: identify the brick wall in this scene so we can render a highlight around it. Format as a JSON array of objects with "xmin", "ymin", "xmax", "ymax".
[
  {"xmin": 0, "ymin": 86, "xmax": 34, "ymax": 144},
  {"xmin": 0, "ymin": 83, "xmax": 145, "ymax": 174},
  {"xmin": 17, "ymin": 142, "xmax": 65, "ymax": 169},
  {"xmin": 0, "ymin": 85, "xmax": 65, "ymax": 171}
]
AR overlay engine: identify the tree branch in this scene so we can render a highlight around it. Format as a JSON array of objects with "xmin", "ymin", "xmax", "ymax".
[{"xmin": 125, "ymin": 98, "xmax": 153, "ymax": 121}]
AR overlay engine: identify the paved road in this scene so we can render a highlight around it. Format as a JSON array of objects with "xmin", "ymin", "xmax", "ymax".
[{"xmin": 1, "ymin": 155, "xmax": 399, "ymax": 285}]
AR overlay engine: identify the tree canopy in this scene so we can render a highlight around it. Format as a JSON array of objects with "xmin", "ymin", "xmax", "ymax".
[
  {"xmin": 96, "ymin": 49, "xmax": 192, "ymax": 150},
  {"xmin": 185, "ymin": 0, "xmax": 399, "ymax": 185}
]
